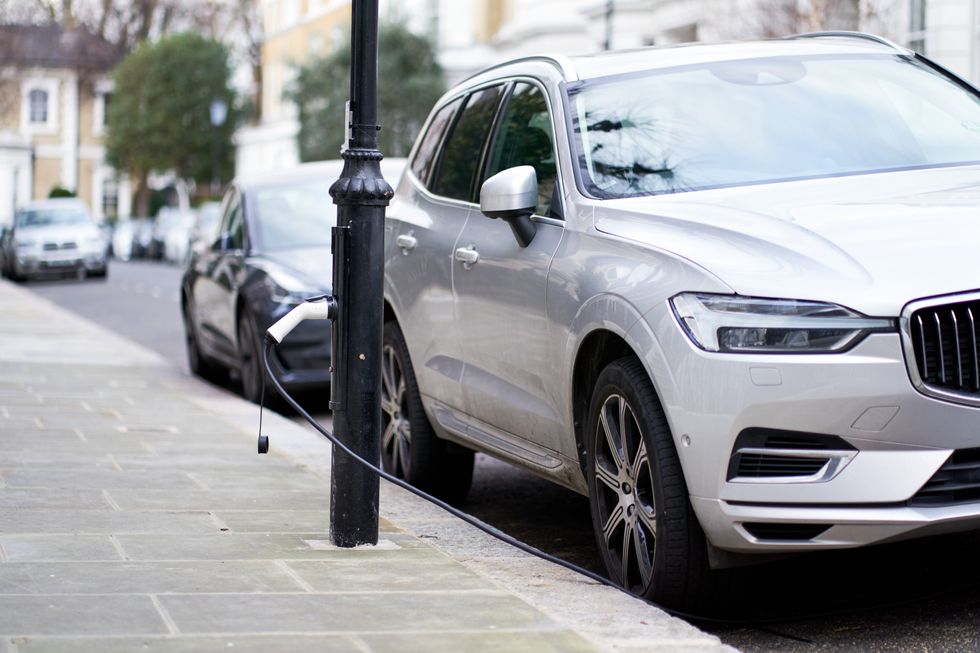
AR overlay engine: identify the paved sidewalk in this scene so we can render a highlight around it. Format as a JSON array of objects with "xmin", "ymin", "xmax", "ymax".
[{"xmin": 0, "ymin": 279, "xmax": 735, "ymax": 652}]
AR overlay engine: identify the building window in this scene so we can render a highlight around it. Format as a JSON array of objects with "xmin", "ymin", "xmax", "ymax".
[
  {"xmin": 21, "ymin": 79, "xmax": 58, "ymax": 133},
  {"xmin": 28, "ymin": 89, "xmax": 48, "ymax": 124},
  {"xmin": 910, "ymin": 0, "xmax": 927, "ymax": 54}
]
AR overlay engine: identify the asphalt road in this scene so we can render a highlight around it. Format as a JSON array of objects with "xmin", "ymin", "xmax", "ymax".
[{"xmin": 22, "ymin": 259, "xmax": 980, "ymax": 652}]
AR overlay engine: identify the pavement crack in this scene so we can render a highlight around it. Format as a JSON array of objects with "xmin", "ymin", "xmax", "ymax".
[
  {"xmin": 108, "ymin": 534, "xmax": 129, "ymax": 561},
  {"xmin": 275, "ymin": 560, "xmax": 317, "ymax": 593},
  {"xmin": 149, "ymin": 594, "xmax": 180, "ymax": 635},
  {"xmin": 186, "ymin": 472, "xmax": 210, "ymax": 490},
  {"xmin": 102, "ymin": 489, "xmax": 122, "ymax": 511}
]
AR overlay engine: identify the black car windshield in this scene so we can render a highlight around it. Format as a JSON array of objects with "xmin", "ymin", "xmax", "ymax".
[
  {"xmin": 16, "ymin": 208, "xmax": 90, "ymax": 228},
  {"xmin": 568, "ymin": 54, "xmax": 980, "ymax": 197},
  {"xmin": 252, "ymin": 180, "xmax": 334, "ymax": 250}
]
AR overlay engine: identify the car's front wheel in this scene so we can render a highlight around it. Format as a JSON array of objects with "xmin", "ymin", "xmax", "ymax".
[
  {"xmin": 381, "ymin": 320, "xmax": 474, "ymax": 502},
  {"xmin": 586, "ymin": 356, "xmax": 711, "ymax": 610},
  {"xmin": 238, "ymin": 310, "xmax": 266, "ymax": 404}
]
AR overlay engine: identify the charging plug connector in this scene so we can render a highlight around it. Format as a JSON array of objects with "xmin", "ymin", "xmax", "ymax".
[{"xmin": 266, "ymin": 297, "xmax": 338, "ymax": 344}]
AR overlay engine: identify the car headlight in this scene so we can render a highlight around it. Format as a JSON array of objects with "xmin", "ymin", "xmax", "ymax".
[
  {"xmin": 262, "ymin": 267, "xmax": 321, "ymax": 305},
  {"xmin": 14, "ymin": 240, "xmax": 37, "ymax": 251},
  {"xmin": 669, "ymin": 293, "xmax": 896, "ymax": 353}
]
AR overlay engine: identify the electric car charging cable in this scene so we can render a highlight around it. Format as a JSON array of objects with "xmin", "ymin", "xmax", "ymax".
[{"xmin": 258, "ymin": 298, "xmax": 977, "ymax": 636}]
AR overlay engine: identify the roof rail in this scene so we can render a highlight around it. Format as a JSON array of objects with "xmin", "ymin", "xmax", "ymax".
[{"xmin": 789, "ymin": 31, "xmax": 912, "ymax": 55}]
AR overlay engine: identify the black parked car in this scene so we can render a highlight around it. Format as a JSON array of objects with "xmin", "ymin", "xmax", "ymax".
[{"xmin": 180, "ymin": 159, "xmax": 406, "ymax": 401}]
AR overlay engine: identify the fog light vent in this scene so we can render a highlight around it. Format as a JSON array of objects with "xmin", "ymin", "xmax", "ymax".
[
  {"xmin": 735, "ymin": 452, "xmax": 828, "ymax": 478},
  {"xmin": 743, "ymin": 522, "xmax": 830, "ymax": 541},
  {"xmin": 727, "ymin": 428, "xmax": 857, "ymax": 482}
]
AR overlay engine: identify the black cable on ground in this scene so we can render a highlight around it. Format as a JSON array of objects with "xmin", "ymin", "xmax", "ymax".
[{"xmin": 261, "ymin": 337, "xmax": 980, "ymax": 633}]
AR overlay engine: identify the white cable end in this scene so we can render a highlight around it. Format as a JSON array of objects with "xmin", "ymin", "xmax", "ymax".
[{"xmin": 267, "ymin": 301, "xmax": 333, "ymax": 344}]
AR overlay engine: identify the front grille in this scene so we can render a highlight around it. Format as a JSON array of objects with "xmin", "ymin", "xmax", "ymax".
[
  {"xmin": 910, "ymin": 447, "xmax": 980, "ymax": 506},
  {"xmin": 743, "ymin": 523, "xmax": 831, "ymax": 541},
  {"xmin": 909, "ymin": 299, "xmax": 980, "ymax": 395},
  {"xmin": 42, "ymin": 242, "xmax": 77, "ymax": 251}
]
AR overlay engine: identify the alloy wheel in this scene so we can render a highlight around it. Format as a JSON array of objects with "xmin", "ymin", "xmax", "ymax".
[
  {"xmin": 381, "ymin": 343, "xmax": 411, "ymax": 477},
  {"xmin": 593, "ymin": 393, "xmax": 658, "ymax": 593}
]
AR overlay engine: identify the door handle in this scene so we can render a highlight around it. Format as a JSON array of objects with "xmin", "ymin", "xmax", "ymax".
[
  {"xmin": 396, "ymin": 234, "xmax": 417, "ymax": 253},
  {"xmin": 454, "ymin": 245, "xmax": 479, "ymax": 269}
]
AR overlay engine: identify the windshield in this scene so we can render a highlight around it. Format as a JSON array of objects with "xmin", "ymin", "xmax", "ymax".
[
  {"xmin": 16, "ymin": 207, "xmax": 90, "ymax": 228},
  {"xmin": 568, "ymin": 54, "xmax": 980, "ymax": 197},
  {"xmin": 252, "ymin": 180, "xmax": 334, "ymax": 251}
]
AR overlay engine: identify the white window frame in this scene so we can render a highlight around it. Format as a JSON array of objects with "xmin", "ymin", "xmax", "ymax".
[
  {"xmin": 93, "ymin": 79, "xmax": 114, "ymax": 137},
  {"xmin": 21, "ymin": 78, "xmax": 59, "ymax": 135}
]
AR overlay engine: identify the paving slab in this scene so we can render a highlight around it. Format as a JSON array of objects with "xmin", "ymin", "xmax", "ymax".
[
  {"xmin": 0, "ymin": 535, "xmax": 123, "ymax": 562},
  {"xmin": 158, "ymin": 591, "xmax": 560, "ymax": 634},
  {"xmin": 360, "ymin": 631, "xmax": 598, "ymax": 653},
  {"xmin": 0, "ymin": 469, "xmax": 201, "ymax": 490},
  {"xmin": 284, "ymin": 558, "xmax": 495, "ymax": 592},
  {"xmin": 11, "ymin": 635, "xmax": 362, "ymax": 653},
  {"xmin": 0, "ymin": 511, "xmax": 219, "ymax": 535},
  {"xmin": 0, "ymin": 488, "xmax": 110, "ymax": 510},
  {"xmin": 0, "ymin": 595, "xmax": 167, "ymax": 636},
  {"xmin": 0, "ymin": 561, "xmax": 304, "ymax": 594}
]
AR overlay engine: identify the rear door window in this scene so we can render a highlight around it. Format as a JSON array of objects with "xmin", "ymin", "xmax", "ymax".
[{"xmin": 432, "ymin": 85, "xmax": 505, "ymax": 202}]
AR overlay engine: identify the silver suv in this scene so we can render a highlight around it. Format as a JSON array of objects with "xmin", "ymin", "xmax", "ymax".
[{"xmin": 382, "ymin": 33, "xmax": 980, "ymax": 608}]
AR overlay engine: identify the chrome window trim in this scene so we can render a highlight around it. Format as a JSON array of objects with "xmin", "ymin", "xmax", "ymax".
[{"xmin": 901, "ymin": 290, "xmax": 980, "ymax": 408}]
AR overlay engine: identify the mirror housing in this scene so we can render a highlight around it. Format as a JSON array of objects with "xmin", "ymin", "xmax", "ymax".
[{"xmin": 480, "ymin": 166, "xmax": 537, "ymax": 247}]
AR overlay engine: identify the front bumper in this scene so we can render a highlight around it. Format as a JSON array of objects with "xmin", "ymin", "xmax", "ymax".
[
  {"xmin": 16, "ymin": 249, "xmax": 107, "ymax": 276},
  {"xmin": 652, "ymin": 316, "xmax": 980, "ymax": 555}
]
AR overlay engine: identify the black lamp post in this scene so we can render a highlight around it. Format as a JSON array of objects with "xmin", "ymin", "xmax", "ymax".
[{"xmin": 327, "ymin": 0, "xmax": 392, "ymax": 547}]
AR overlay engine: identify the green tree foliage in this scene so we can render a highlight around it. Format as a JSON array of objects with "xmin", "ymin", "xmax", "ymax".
[
  {"xmin": 290, "ymin": 23, "xmax": 446, "ymax": 161},
  {"xmin": 105, "ymin": 32, "xmax": 236, "ymax": 213}
]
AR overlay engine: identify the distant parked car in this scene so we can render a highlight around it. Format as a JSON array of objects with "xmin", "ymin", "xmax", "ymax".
[
  {"xmin": 132, "ymin": 218, "xmax": 155, "ymax": 259},
  {"xmin": 111, "ymin": 219, "xmax": 137, "ymax": 261},
  {"xmin": 164, "ymin": 211, "xmax": 197, "ymax": 266},
  {"xmin": 189, "ymin": 201, "xmax": 221, "ymax": 256},
  {"xmin": 180, "ymin": 158, "xmax": 406, "ymax": 401},
  {"xmin": 0, "ymin": 198, "xmax": 108, "ymax": 281}
]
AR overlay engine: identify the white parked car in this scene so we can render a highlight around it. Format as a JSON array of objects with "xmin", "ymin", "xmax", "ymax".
[
  {"xmin": 381, "ymin": 32, "xmax": 980, "ymax": 609},
  {"xmin": 1, "ymin": 198, "xmax": 108, "ymax": 280}
]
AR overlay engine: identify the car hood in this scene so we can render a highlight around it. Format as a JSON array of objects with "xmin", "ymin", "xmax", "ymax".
[
  {"xmin": 595, "ymin": 164, "xmax": 980, "ymax": 317},
  {"xmin": 16, "ymin": 224, "xmax": 100, "ymax": 243},
  {"xmin": 254, "ymin": 246, "xmax": 332, "ymax": 291}
]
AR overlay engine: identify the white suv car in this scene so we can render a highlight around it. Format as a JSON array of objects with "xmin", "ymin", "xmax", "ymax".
[{"xmin": 381, "ymin": 33, "xmax": 980, "ymax": 608}]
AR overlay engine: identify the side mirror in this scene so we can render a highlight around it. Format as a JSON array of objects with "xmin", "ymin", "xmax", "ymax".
[{"xmin": 480, "ymin": 166, "xmax": 538, "ymax": 247}]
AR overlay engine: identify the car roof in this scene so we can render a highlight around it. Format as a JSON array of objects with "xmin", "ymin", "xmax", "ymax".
[
  {"xmin": 236, "ymin": 158, "xmax": 408, "ymax": 194},
  {"xmin": 20, "ymin": 198, "xmax": 89, "ymax": 212},
  {"xmin": 462, "ymin": 33, "xmax": 910, "ymax": 86}
]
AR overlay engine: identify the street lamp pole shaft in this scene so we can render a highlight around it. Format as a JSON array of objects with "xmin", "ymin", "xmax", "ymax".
[{"xmin": 328, "ymin": 0, "xmax": 392, "ymax": 547}]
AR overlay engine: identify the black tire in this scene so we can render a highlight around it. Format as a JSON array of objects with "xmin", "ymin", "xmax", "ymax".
[
  {"xmin": 87, "ymin": 266, "xmax": 108, "ymax": 279},
  {"xmin": 381, "ymin": 320, "xmax": 474, "ymax": 502},
  {"xmin": 585, "ymin": 356, "xmax": 712, "ymax": 610},
  {"xmin": 183, "ymin": 299, "xmax": 228, "ymax": 385},
  {"xmin": 238, "ymin": 310, "xmax": 266, "ymax": 404}
]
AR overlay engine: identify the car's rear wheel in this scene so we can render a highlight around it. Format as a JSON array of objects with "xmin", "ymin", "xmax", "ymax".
[
  {"xmin": 586, "ymin": 356, "xmax": 711, "ymax": 610},
  {"xmin": 381, "ymin": 320, "xmax": 474, "ymax": 502},
  {"xmin": 183, "ymin": 299, "xmax": 228, "ymax": 385}
]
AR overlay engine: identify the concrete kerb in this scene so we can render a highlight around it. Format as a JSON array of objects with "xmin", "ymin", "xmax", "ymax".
[{"xmin": 0, "ymin": 278, "xmax": 735, "ymax": 652}]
